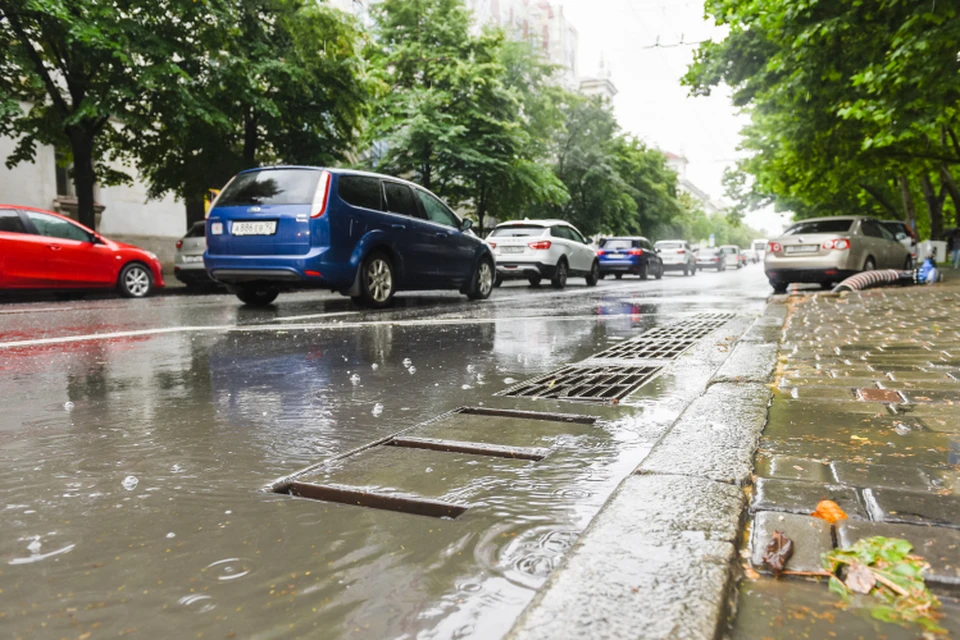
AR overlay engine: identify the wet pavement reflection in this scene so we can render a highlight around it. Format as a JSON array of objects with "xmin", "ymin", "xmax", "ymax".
[{"xmin": 1, "ymin": 268, "xmax": 768, "ymax": 638}]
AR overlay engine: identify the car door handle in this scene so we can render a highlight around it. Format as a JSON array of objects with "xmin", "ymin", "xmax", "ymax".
[
  {"xmin": 390, "ymin": 224, "xmax": 406, "ymax": 230},
  {"xmin": 47, "ymin": 245, "xmax": 61, "ymax": 251}
]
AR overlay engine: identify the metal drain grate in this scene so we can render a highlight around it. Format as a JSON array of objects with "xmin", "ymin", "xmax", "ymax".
[
  {"xmin": 499, "ymin": 365, "xmax": 662, "ymax": 401},
  {"xmin": 275, "ymin": 482, "xmax": 468, "ymax": 519},
  {"xmin": 592, "ymin": 339, "xmax": 694, "ymax": 360},
  {"xmin": 591, "ymin": 312, "xmax": 737, "ymax": 360}
]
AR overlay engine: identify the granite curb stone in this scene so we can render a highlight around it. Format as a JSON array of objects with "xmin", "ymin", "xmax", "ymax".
[
  {"xmin": 637, "ymin": 382, "xmax": 773, "ymax": 486},
  {"xmin": 508, "ymin": 475, "xmax": 744, "ymax": 640}
]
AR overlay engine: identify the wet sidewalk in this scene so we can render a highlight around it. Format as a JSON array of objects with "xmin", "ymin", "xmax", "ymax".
[{"xmin": 733, "ymin": 279, "xmax": 960, "ymax": 637}]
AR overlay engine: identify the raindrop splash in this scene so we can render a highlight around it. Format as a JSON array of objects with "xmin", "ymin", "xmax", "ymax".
[
  {"xmin": 372, "ymin": 403, "xmax": 384, "ymax": 417},
  {"xmin": 122, "ymin": 476, "xmax": 139, "ymax": 491}
]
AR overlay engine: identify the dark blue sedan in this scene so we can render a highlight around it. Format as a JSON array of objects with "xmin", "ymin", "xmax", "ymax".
[
  {"xmin": 204, "ymin": 167, "xmax": 495, "ymax": 307},
  {"xmin": 597, "ymin": 236, "xmax": 664, "ymax": 280}
]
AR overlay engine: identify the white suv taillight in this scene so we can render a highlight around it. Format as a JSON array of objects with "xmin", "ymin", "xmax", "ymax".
[
  {"xmin": 528, "ymin": 240, "xmax": 552, "ymax": 250},
  {"xmin": 311, "ymin": 170, "xmax": 332, "ymax": 218}
]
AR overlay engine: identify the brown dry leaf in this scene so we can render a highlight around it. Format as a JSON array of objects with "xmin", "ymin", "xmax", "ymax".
[
  {"xmin": 844, "ymin": 561, "xmax": 876, "ymax": 594},
  {"xmin": 811, "ymin": 499, "xmax": 848, "ymax": 524},
  {"xmin": 743, "ymin": 564, "xmax": 761, "ymax": 580},
  {"xmin": 761, "ymin": 530, "xmax": 794, "ymax": 578}
]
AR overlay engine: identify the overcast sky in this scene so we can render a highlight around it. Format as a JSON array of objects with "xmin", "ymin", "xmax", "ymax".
[{"xmin": 559, "ymin": 0, "xmax": 789, "ymax": 235}]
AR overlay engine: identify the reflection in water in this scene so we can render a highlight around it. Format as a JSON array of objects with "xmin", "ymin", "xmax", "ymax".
[{"xmin": 0, "ymin": 289, "xmax": 754, "ymax": 638}]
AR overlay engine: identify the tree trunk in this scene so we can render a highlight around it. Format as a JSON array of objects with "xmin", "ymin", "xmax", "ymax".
[
  {"xmin": 477, "ymin": 183, "xmax": 486, "ymax": 236},
  {"xmin": 859, "ymin": 182, "xmax": 900, "ymax": 218},
  {"xmin": 243, "ymin": 110, "xmax": 258, "ymax": 166},
  {"xmin": 940, "ymin": 164, "xmax": 960, "ymax": 228},
  {"xmin": 898, "ymin": 175, "xmax": 917, "ymax": 236},
  {"xmin": 185, "ymin": 200, "xmax": 206, "ymax": 227},
  {"xmin": 919, "ymin": 173, "xmax": 944, "ymax": 240},
  {"xmin": 69, "ymin": 128, "xmax": 97, "ymax": 230}
]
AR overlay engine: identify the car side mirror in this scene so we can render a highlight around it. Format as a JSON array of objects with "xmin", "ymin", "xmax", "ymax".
[
  {"xmin": 896, "ymin": 232, "xmax": 907, "ymax": 241},
  {"xmin": 90, "ymin": 232, "xmax": 104, "ymax": 244},
  {"xmin": 460, "ymin": 218, "xmax": 473, "ymax": 232}
]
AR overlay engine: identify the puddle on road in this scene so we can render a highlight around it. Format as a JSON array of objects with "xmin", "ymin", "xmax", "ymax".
[{"xmin": 0, "ymin": 283, "xmax": 765, "ymax": 638}]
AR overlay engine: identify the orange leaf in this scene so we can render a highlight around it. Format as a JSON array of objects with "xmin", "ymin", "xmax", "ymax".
[{"xmin": 811, "ymin": 499, "xmax": 848, "ymax": 524}]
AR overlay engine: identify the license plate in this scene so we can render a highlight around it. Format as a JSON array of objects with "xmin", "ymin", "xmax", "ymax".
[
  {"xmin": 785, "ymin": 244, "xmax": 818, "ymax": 254},
  {"xmin": 182, "ymin": 255, "xmax": 203, "ymax": 264},
  {"xmin": 232, "ymin": 220, "xmax": 277, "ymax": 236},
  {"xmin": 608, "ymin": 253, "xmax": 625, "ymax": 259},
  {"xmin": 501, "ymin": 246, "xmax": 523, "ymax": 254}
]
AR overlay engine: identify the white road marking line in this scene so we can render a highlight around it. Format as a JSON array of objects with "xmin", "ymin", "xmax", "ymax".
[
  {"xmin": 0, "ymin": 307, "xmax": 75, "ymax": 315},
  {"xmin": 269, "ymin": 310, "xmax": 362, "ymax": 322},
  {"xmin": 0, "ymin": 326, "xmax": 232, "ymax": 350},
  {"xmin": 0, "ymin": 313, "xmax": 649, "ymax": 350}
]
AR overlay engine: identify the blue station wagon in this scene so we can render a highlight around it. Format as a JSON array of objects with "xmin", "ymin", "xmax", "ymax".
[{"xmin": 204, "ymin": 167, "xmax": 496, "ymax": 307}]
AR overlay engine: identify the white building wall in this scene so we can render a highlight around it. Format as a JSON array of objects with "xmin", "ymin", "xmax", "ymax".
[
  {"xmin": 0, "ymin": 118, "xmax": 185, "ymax": 238},
  {"xmin": 0, "ymin": 131, "xmax": 58, "ymax": 211}
]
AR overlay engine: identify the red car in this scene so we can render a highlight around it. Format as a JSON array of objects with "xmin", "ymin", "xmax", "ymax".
[{"xmin": 0, "ymin": 205, "xmax": 164, "ymax": 298}]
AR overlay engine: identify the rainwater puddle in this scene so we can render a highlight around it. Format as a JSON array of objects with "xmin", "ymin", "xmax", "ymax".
[{"xmin": 0, "ymin": 279, "xmax": 765, "ymax": 638}]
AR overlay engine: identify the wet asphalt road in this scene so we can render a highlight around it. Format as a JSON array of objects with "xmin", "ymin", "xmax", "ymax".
[{"xmin": 1, "ymin": 265, "xmax": 769, "ymax": 639}]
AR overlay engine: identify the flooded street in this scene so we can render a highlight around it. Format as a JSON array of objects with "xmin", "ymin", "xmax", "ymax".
[{"xmin": 1, "ymin": 267, "xmax": 768, "ymax": 639}]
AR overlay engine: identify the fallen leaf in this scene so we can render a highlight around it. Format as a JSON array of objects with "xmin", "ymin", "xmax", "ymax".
[
  {"xmin": 812, "ymin": 499, "xmax": 848, "ymax": 524},
  {"xmin": 743, "ymin": 564, "xmax": 761, "ymax": 580},
  {"xmin": 762, "ymin": 530, "xmax": 794, "ymax": 578},
  {"xmin": 844, "ymin": 561, "xmax": 876, "ymax": 594}
]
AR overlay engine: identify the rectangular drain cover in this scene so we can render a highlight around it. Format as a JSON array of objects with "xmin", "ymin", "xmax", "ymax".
[
  {"xmin": 498, "ymin": 365, "xmax": 662, "ymax": 401},
  {"xmin": 591, "ymin": 339, "xmax": 694, "ymax": 360},
  {"xmin": 591, "ymin": 312, "xmax": 737, "ymax": 360},
  {"xmin": 388, "ymin": 437, "xmax": 548, "ymax": 460},
  {"xmin": 455, "ymin": 406, "xmax": 598, "ymax": 425},
  {"xmin": 277, "ymin": 482, "xmax": 467, "ymax": 519}
]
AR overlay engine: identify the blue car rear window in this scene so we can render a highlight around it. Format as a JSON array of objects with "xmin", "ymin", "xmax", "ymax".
[
  {"xmin": 601, "ymin": 239, "xmax": 635, "ymax": 250},
  {"xmin": 217, "ymin": 170, "xmax": 320, "ymax": 206}
]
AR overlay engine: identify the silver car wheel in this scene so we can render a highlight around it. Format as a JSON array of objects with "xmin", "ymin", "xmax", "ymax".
[
  {"xmin": 366, "ymin": 258, "xmax": 393, "ymax": 303},
  {"xmin": 478, "ymin": 261, "xmax": 493, "ymax": 296},
  {"xmin": 124, "ymin": 266, "xmax": 151, "ymax": 297}
]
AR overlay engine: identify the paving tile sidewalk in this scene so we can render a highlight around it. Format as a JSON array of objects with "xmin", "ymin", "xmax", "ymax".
[{"xmin": 733, "ymin": 279, "xmax": 960, "ymax": 638}]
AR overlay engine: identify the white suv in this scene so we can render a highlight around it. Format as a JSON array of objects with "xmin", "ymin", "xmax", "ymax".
[
  {"xmin": 654, "ymin": 240, "xmax": 697, "ymax": 276},
  {"xmin": 487, "ymin": 220, "xmax": 599, "ymax": 289}
]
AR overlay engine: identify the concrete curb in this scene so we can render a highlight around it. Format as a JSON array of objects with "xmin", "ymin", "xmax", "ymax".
[{"xmin": 508, "ymin": 303, "xmax": 786, "ymax": 640}]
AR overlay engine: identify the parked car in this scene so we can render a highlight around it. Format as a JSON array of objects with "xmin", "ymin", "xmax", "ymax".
[
  {"xmin": 203, "ymin": 167, "xmax": 495, "ymax": 307},
  {"xmin": 764, "ymin": 216, "xmax": 910, "ymax": 293},
  {"xmin": 487, "ymin": 219, "xmax": 599, "ymax": 288},
  {"xmin": 741, "ymin": 249, "xmax": 759, "ymax": 264},
  {"xmin": 696, "ymin": 247, "xmax": 727, "ymax": 271},
  {"xmin": 0, "ymin": 205, "xmax": 164, "ymax": 298},
  {"xmin": 654, "ymin": 240, "xmax": 697, "ymax": 276},
  {"xmin": 596, "ymin": 236, "xmax": 663, "ymax": 280},
  {"xmin": 879, "ymin": 220, "xmax": 917, "ymax": 267},
  {"xmin": 174, "ymin": 221, "xmax": 219, "ymax": 288},
  {"xmin": 719, "ymin": 244, "xmax": 743, "ymax": 269}
]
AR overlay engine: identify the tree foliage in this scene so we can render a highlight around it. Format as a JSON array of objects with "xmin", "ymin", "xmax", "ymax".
[
  {"xmin": 0, "ymin": 0, "xmax": 213, "ymax": 228},
  {"xmin": 134, "ymin": 0, "xmax": 370, "ymax": 224},
  {"xmin": 686, "ymin": 0, "xmax": 960, "ymax": 240}
]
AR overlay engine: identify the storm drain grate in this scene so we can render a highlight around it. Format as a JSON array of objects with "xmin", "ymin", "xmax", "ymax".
[
  {"xmin": 387, "ymin": 437, "xmax": 549, "ymax": 461},
  {"xmin": 454, "ymin": 405, "xmax": 598, "ymax": 425},
  {"xmin": 499, "ymin": 365, "xmax": 662, "ymax": 401},
  {"xmin": 591, "ymin": 312, "xmax": 737, "ymax": 360},
  {"xmin": 592, "ymin": 339, "xmax": 694, "ymax": 360},
  {"xmin": 275, "ymin": 481, "xmax": 468, "ymax": 519}
]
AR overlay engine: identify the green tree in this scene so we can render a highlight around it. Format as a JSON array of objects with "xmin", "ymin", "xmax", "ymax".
[
  {"xmin": 0, "ymin": 0, "xmax": 215, "ymax": 229},
  {"xmin": 135, "ymin": 0, "xmax": 370, "ymax": 225},
  {"xmin": 367, "ymin": 0, "xmax": 565, "ymax": 234},
  {"xmin": 686, "ymin": 0, "xmax": 960, "ymax": 239}
]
